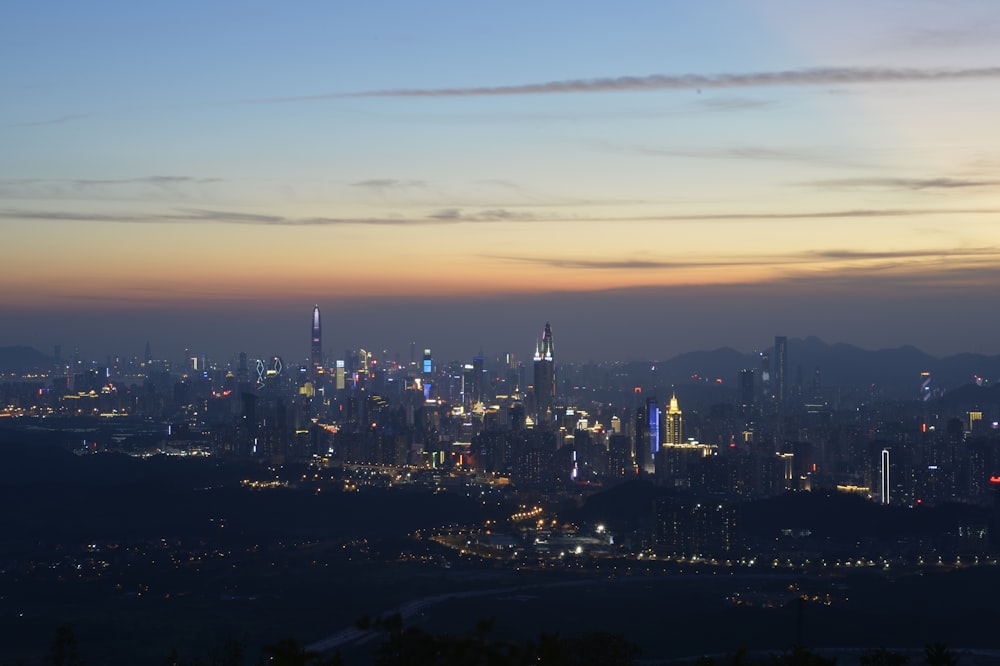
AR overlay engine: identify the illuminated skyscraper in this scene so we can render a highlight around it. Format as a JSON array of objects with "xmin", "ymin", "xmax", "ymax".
[
  {"xmin": 311, "ymin": 305, "xmax": 322, "ymax": 379},
  {"xmin": 665, "ymin": 393, "xmax": 683, "ymax": 446},
  {"xmin": 532, "ymin": 322, "xmax": 555, "ymax": 423},
  {"xmin": 881, "ymin": 448, "xmax": 891, "ymax": 505},
  {"xmin": 645, "ymin": 396, "xmax": 661, "ymax": 474}
]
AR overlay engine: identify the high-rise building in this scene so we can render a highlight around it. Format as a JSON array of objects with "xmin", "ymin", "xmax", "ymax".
[
  {"xmin": 311, "ymin": 305, "xmax": 322, "ymax": 379},
  {"xmin": 532, "ymin": 322, "xmax": 555, "ymax": 423},
  {"xmin": 759, "ymin": 351, "xmax": 771, "ymax": 401},
  {"xmin": 774, "ymin": 336, "xmax": 787, "ymax": 405},
  {"xmin": 665, "ymin": 392, "xmax": 683, "ymax": 446},
  {"xmin": 881, "ymin": 448, "xmax": 891, "ymax": 505},
  {"xmin": 335, "ymin": 360, "xmax": 346, "ymax": 390},
  {"xmin": 471, "ymin": 355, "xmax": 484, "ymax": 406},
  {"xmin": 738, "ymin": 369, "xmax": 755, "ymax": 419},
  {"xmin": 639, "ymin": 396, "xmax": 661, "ymax": 474}
]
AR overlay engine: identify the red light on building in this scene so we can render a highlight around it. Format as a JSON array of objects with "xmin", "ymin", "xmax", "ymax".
[{"xmin": 989, "ymin": 476, "xmax": 1000, "ymax": 485}]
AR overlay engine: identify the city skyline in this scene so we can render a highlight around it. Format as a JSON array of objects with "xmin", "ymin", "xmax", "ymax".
[{"xmin": 5, "ymin": 2, "xmax": 1000, "ymax": 362}]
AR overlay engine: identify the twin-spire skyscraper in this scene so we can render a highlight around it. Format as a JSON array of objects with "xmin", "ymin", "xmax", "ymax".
[{"xmin": 532, "ymin": 322, "xmax": 556, "ymax": 423}]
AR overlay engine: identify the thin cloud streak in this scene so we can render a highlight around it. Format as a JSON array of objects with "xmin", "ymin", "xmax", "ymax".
[
  {"xmin": 3, "ymin": 206, "xmax": 1000, "ymax": 226},
  {"xmin": 812, "ymin": 248, "xmax": 1000, "ymax": 260},
  {"xmin": 6, "ymin": 114, "xmax": 89, "ymax": 128},
  {"xmin": 640, "ymin": 208, "xmax": 1000, "ymax": 221},
  {"xmin": 350, "ymin": 179, "xmax": 427, "ymax": 190},
  {"xmin": 805, "ymin": 177, "xmax": 1000, "ymax": 190},
  {"xmin": 74, "ymin": 176, "xmax": 223, "ymax": 186},
  {"xmin": 626, "ymin": 144, "xmax": 871, "ymax": 170},
  {"xmin": 488, "ymin": 247, "xmax": 1000, "ymax": 271},
  {"xmin": 246, "ymin": 66, "xmax": 1000, "ymax": 102}
]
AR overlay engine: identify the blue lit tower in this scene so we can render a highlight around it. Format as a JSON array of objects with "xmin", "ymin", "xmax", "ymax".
[
  {"xmin": 311, "ymin": 305, "xmax": 322, "ymax": 380},
  {"xmin": 532, "ymin": 322, "xmax": 555, "ymax": 425},
  {"xmin": 643, "ymin": 396, "xmax": 661, "ymax": 474}
]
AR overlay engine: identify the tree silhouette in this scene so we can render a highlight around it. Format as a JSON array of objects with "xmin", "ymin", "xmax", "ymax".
[
  {"xmin": 369, "ymin": 617, "xmax": 640, "ymax": 666},
  {"xmin": 47, "ymin": 625, "xmax": 84, "ymax": 666},
  {"xmin": 924, "ymin": 643, "xmax": 959, "ymax": 666},
  {"xmin": 861, "ymin": 647, "xmax": 908, "ymax": 666},
  {"xmin": 260, "ymin": 638, "xmax": 342, "ymax": 666},
  {"xmin": 211, "ymin": 638, "xmax": 245, "ymax": 666}
]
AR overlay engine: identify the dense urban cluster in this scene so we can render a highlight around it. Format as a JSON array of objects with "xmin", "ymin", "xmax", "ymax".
[
  {"xmin": 5, "ymin": 309, "xmax": 1000, "ymax": 664},
  {"xmin": 3, "ymin": 308, "xmax": 1000, "ymax": 569}
]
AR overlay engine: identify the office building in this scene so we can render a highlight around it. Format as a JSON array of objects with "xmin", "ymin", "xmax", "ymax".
[
  {"xmin": 532, "ymin": 322, "xmax": 555, "ymax": 423},
  {"xmin": 774, "ymin": 335, "xmax": 787, "ymax": 405},
  {"xmin": 665, "ymin": 392, "xmax": 683, "ymax": 446},
  {"xmin": 310, "ymin": 305, "xmax": 323, "ymax": 379}
]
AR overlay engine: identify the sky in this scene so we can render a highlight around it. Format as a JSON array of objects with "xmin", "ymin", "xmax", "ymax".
[{"xmin": 4, "ymin": 1, "xmax": 1000, "ymax": 365}]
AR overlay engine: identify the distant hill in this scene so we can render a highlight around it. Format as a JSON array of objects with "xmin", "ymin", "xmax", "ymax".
[
  {"xmin": 0, "ymin": 346, "xmax": 53, "ymax": 373},
  {"xmin": 636, "ymin": 336, "xmax": 1000, "ymax": 395}
]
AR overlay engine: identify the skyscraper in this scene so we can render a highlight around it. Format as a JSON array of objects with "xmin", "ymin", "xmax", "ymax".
[
  {"xmin": 311, "ymin": 305, "xmax": 322, "ymax": 379},
  {"xmin": 532, "ymin": 322, "xmax": 555, "ymax": 423},
  {"xmin": 665, "ymin": 393, "xmax": 683, "ymax": 446},
  {"xmin": 645, "ymin": 396, "xmax": 661, "ymax": 474},
  {"xmin": 881, "ymin": 448, "xmax": 891, "ymax": 505},
  {"xmin": 471, "ymin": 355, "xmax": 484, "ymax": 406},
  {"xmin": 738, "ymin": 368, "xmax": 755, "ymax": 420},
  {"xmin": 774, "ymin": 335, "xmax": 787, "ymax": 405},
  {"xmin": 759, "ymin": 350, "xmax": 771, "ymax": 401}
]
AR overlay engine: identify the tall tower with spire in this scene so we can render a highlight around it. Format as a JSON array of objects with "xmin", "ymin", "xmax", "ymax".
[
  {"xmin": 532, "ymin": 322, "xmax": 555, "ymax": 425},
  {"xmin": 665, "ymin": 392, "xmax": 683, "ymax": 446},
  {"xmin": 311, "ymin": 305, "xmax": 322, "ymax": 379}
]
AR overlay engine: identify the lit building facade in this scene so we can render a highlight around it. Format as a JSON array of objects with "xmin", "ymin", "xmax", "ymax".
[{"xmin": 532, "ymin": 322, "xmax": 555, "ymax": 425}]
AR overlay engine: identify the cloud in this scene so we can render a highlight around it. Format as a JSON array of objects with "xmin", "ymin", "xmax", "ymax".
[
  {"xmin": 485, "ymin": 255, "xmax": 759, "ymax": 270},
  {"xmin": 429, "ymin": 208, "xmax": 534, "ymax": 222},
  {"xmin": 350, "ymin": 179, "xmax": 427, "ymax": 190},
  {"xmin": 0, "ymin": 210, "xmax": 149, "ymax": 223},
  {"xmin": 6, "ymin": 114, "xmax": 89, "ymax": 128},
  {"xmin": 166, "ymin": 208, "xmax": 287, "ymax": 224},
  {"xmin": 72, "ymin": 176, "xmax": 223, "ymax": 187},
  {"xmin": 0, "ymin": 176, "xmax": 223, "ymax": 200},
  {"xmin": 4, "ymin": 205, "xmax": 999, "ymax": 227},
  {"xmin": 246, "ymin": 66, "xmax": 1000, "ymax": 102},
  {"xmin": 805, "ymin": 177, "xmax": 1000, "ymax": 190},
  {"xmin": 475, "ymin": 249, "xmax": 1000, "ymax": 311},
  {"xmin": 812, "ymin": 247, "xmax": 1000, "ymax": 261},
  {"xmin": 640, "ymin": 208, "xmax": 1000, "ymax": 221},
  {"xmin": 694, "ymin": 97, "xmax": 775, "ymax": 112},
  {"xmin": 627, "ymin": 144, "xmax": 868, "ymax": 169},
  {"xmin": 0, "ymin": 206, "xmax": 541, "ymax": 227}
]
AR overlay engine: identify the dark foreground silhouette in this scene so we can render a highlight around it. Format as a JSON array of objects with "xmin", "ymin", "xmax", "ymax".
[{"xmin": 40, "ymin": 620, "xmax": 970, "ymax": 666}]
